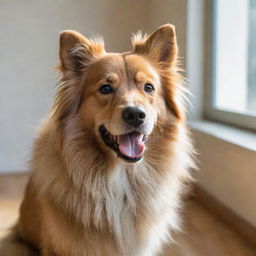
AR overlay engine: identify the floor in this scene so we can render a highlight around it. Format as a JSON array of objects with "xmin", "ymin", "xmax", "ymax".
[{"xmin": 1, "ymin": 174, "xmax": 256, "ymax": 256}]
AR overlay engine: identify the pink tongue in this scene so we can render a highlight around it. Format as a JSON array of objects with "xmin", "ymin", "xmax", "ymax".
[{"xmin": 118, "ymin": 132, "xmax": 145, "ymax": 159}]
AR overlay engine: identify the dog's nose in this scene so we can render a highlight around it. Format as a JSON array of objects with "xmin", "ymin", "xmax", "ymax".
[{"xmin": 122, "ymin": 107, "xmax": 146, "ymax": 128}]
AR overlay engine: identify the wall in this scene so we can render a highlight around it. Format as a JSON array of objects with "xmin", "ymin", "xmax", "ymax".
[
  {"xmin": 193, "ymin": 129, "xmax": 256, "ymax": 227},
  {"xmin": 146, "ymin": 0, "xmax": 187, "ymax": 69},
  {"xmin": 0, "ymin": 0, "xmax": 149, "ymax": 173}
]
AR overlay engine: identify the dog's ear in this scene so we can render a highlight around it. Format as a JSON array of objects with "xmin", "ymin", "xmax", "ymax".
[
  {"xmin": 133, "ymin": 24, "xmax": 178, "ymax": 68},
  {"xmin": 59, "ymin": 30, "xmax": 105, "ymax": 74},
  {"xmin": 133, "ymin": 25, "xmax": 183, "ymax": 120}
]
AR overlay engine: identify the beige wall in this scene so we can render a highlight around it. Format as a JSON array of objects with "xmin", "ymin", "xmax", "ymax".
[
  {"xmin": 146, "ymin": 0, "xmax": 187, "ymax": 68},
  {"xmin": 193, "ymin": 129, "xmax": 256, "ymax": 227}
]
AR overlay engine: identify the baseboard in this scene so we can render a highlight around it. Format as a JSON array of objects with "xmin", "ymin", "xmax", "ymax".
[{"xmin": 195, "ymin": 185, "xmax": 256, "ymax": 246}]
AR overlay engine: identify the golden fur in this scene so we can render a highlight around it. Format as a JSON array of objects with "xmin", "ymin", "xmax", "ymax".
[{"xmin": 0, "ymin": 24, "xmax": 195, "ymax": 256}]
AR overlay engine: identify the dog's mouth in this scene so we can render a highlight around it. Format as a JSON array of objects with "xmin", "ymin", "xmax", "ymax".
[{"xmin": 99, "ymin": 125, "xmax": 147, "ymax": 163}]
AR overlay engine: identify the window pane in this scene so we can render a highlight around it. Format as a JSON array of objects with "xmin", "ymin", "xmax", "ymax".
[
  {"xmin": 214, "ymin": 0, "xmax": 256, "ymax": 114},
  {"xmin": 248, "ymin": 0, "xmax": 256, "ymax": 111}
]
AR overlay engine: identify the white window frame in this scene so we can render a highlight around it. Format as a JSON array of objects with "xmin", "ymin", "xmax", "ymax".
[{"xmin": 205, "ymin": 0, "xmax": 256, "ymax": 131}]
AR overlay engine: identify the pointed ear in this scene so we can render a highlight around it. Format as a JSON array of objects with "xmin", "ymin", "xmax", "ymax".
[
  {"xmin": 59, "ymin": 30, "xmax": 105, "ymax": 73},
  {"xmin": 133, "ymin": 24, "xmax": 178, "ymax": 67}
]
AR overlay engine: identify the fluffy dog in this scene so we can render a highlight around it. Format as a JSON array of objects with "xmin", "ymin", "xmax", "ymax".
[{"xmin": 0, "ymin": 24, "xmax": 195, "ymax": 256}]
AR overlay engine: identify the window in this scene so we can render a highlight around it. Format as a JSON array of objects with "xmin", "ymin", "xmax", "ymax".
[{"xmin": 206, "ymin": 0, "xmax": 256, "ymax": 131}]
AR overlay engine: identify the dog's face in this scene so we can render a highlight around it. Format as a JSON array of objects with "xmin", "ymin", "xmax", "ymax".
[
  {"xmin": 58, "ymin": 25, "xmax": 182, "ymax": 163},
  {"xmin": 80, "ymin": 54, "xmax": 161, "ymax": 163}
]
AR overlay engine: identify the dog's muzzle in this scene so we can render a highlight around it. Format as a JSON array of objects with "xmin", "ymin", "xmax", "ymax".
[{"xmin": 99, "ymin": 125, "xmax": 147, "ymax": 163}]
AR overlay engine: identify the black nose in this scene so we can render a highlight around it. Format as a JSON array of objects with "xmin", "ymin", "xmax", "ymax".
[{"xmin": 122, "ymin": 107, "xmax": 146, "ymax": 128}]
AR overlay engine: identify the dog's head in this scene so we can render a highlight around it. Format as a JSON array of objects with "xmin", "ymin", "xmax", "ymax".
[{"xmin": 56, "ymin": 24, "xmax": 183, "ymax": 163}]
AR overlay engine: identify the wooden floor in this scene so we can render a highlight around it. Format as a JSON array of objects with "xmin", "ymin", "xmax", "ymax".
[{"xmin": 1, "ymin": 174, "xmax": 256, "ymax": 255}]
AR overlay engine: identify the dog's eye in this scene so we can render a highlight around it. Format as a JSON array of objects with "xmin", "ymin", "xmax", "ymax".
[
  {"xmin": 99, "ymin": 84, "xmax": 113, "ymax": 95},
  {"xmin": 144, "ymin": 83, "xmax": 155, "ymax": 93}
]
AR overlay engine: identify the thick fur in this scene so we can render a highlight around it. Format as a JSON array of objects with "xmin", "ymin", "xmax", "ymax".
[{"xmin": 0, "ymin": 24, "xmax": 195, "ymax": 256}]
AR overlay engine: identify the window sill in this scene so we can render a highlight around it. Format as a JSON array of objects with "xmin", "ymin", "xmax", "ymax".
[{"xmin": 189, "ymin": 120, "xmax": 256, "ymax": 152}]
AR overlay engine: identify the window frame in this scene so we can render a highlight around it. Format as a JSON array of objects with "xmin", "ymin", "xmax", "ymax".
[{"xmin": 205, "ymin": 0, "xmax": 256, "ymax": 131}]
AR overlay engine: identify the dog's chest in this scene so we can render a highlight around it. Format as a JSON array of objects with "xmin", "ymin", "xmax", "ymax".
[
  {"xmin": 96, "ymin": 163, "xmax": 177, "ymax": 255},
  {"xmin": 49, "ymin": 162, "xmax": 180, "ymax": 256}
]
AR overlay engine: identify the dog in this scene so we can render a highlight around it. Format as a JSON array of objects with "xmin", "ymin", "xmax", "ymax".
[{"xmin": 0, "ymin": 24, "xmax": 195, "ymax": 256}]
